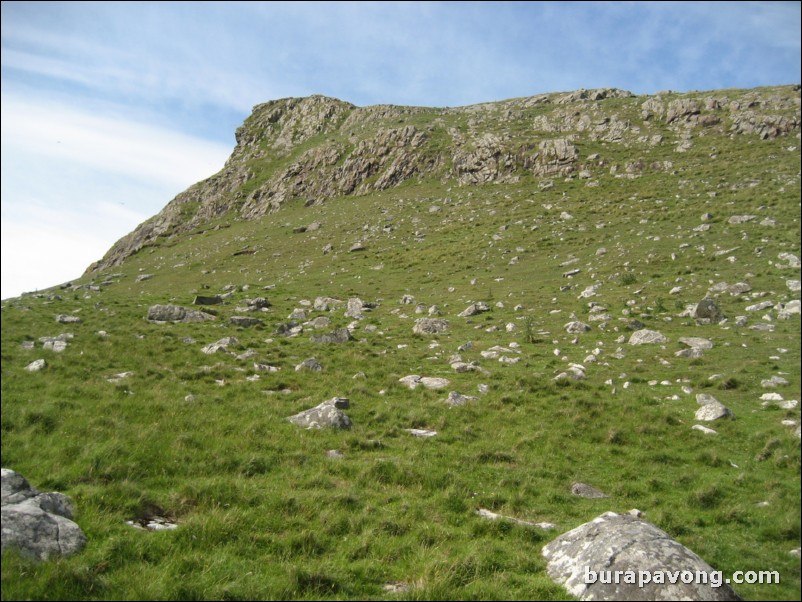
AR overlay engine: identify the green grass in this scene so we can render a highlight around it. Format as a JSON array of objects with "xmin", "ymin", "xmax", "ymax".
[{"xmin": 2, "ymin": 85, "xmax": 800, "ymax": 600}]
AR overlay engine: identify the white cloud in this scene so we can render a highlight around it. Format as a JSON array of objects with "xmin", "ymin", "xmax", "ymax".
[
  {"xmin": 0, "ymin": 94, "xmax": 233, "ymax": 299},
  {"xmin": 1, "ymin": 94, "xmax": 232, "ymax": 189}
]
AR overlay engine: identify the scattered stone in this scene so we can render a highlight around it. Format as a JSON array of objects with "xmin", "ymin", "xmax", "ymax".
[
  {"xmin": 399, "ymin": 375, "xmax": 450, "ymax": 390},
  {"xmin": 762, "ymin": 375, "xmax": 789, "ymax": 388},
  {"xmin": 628, "ymin": 329, "xmax": 668, "ymax": 345},
  {"xmin": 135, "ymin": 273, "xmax": 153, "ymax": 282},
  {"xmin": 147, "ymin": 305, "xmax": 215, "ymax": 323},
  {"xmin": 777, "ymin": 300, "xmax": 800, "ymax": 319},
  {"xmin": 305, "ymin": 316, "xmax": 331, "ymax": 329},
  {"xmin": 555, "ymin": 365, "xmax": 587, "ymax": 381},
  {"xmin": 675, "ymin": 347, "xmax": 705, "ymax": 358},
  {"xmin": 458, "ymin": 301, "xmax": 490, "ymax": 317},
  {"xmin": 193, "ymin": 295, "xmax": 222, "ymax": 305},
  {"xmin": 230, "ymin": 316, "xmax": 263, "ymax": 327},
  {"xmin": 728, "ymin": 215, "xmax": 756, "ymax": 224},
  {"xmin": 745, "ymin": 300, "xmax": 774, "ymax": 312},
  {"xmin": 21, "ymin": 340, "xmax": 35, "ymax": 350},
  {"xmin": 444, "ymin": 391, "xmax": 477, "ymax": 407},
  {"xmin": 275, "ymin": 321, "xmax": 303, "ymax": 337},
  {"xmin": 695, "ymin": 400, "xmax": 733, "ymax": 421},
  {"xmin": 126, "ymin": 515, "xmax": 178, "ymax": 531},
  {"xmin": 295, "ymin": 358, "xmax": 323, "ymax": 372},
  {"xmin": 476, "ymin": 508, "xmax": 556, "ymax": 530},
  {"xmin": 777, "ymin": 252, "xmax": 801, "ymax": 268},
  {"xmin": 55, "ymin": 314, "xmax": 81, "ymax": 324},
  {"xmin": 727, "ymin": 282, "xmax": 752, "ymax": 296},
  {"xmin": 679, "ymin": 337, "xmax": 713, "ymax": 350},
  {"xmin": 25, "ymin": 359, "xmax": 47, "ymax": 372},
  {"xmin": 239, "ymin": 297, "xmax": 270, "ymax": 311},
  {"xmin": 787, "ymin": 280, "xmax": 801, "ymax": 292},
  {"xmin": 345, "ymin": 297, "xmax": 366, "ymax": 319},
  {"xmin": 253, "ymin": 363, "xmax": 279, "ymax": 372},
  {"xmin": 405, "ymin": 428, "xmax": 437, "ymax": 438},
  {"xmin": 1, "ymin": 468, "xmax": 86, "ymax": 560},
  {"xmin": 413, "ymin": 318, "xmax": 449, "ymax": 334},
  {"xmin": 201, "ymin": 337, "xmax": 240, "ymax": 354},
  {"xmin": 326, "ymin": 450, "xmax": 345, "ymax": 460},
  {"xmin": 579, "ymin": 283, "xmax": 601, "ymax": 299},
  {"xmin": 383, "ymin": 582, "xmax": 410, "ymax": 594},
  {"xmin": 349, "ymin": 241, "xmax": 366, "ymax": 252},
  {"xmin": 542, "ymin": 511, "xmax": 741, "ymax": 600},
  {"xmin": 288, "ymin": 397, "xmax": 352, "ymax": 429},
  {"xmin": 310, "ymin": 328, "xmax": 353, "ymax": 344},
  {"xmin": 564, "ymin": 321, "xmax": 591, "ymax": 333},
  {"xmin": 106, "ymin": 371, "xmax": 133, "ymax": 383},
  {"xmin": 570, "ymin": 482, "xmax": 609, "ymax": 499},
  {"xmin": 692, "ymin": 424, "xmax": 718, "ymax": 435},
  {"xmin": 694, "ymin": 298, "xmax": 724, "ymax": 323},
  {"xmin": 288, "ymin": 308, "xmax": 307, "ymax": 320}
]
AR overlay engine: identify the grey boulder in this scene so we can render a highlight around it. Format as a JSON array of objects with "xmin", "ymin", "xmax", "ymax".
[
  {"xmin": 288, "ymin": 397, "xmax": 352, "ymax": 429},
  {"xmin": 542, "ymin": 511, "xmax": 740, "ymax": 600},
  {"xmin": 1, "ymin": 468, "xmax": 86, "ymax": 561},
  {"xmin": 147, "ymin": 304, "xmax": 215, "ymax": 323}
]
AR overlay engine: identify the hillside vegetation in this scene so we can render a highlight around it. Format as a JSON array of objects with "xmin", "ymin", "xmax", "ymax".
[{"xmin": 2, "ymin": 85, "xmax": 800, "ymax": 600}]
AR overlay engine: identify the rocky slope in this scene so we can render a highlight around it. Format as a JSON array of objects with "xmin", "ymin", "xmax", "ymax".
[{"xmin": 88, "ymin": 85, "xmax": 800, "ymax": 272}]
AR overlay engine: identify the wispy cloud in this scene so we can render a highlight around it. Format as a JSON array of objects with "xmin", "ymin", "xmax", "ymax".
[{"xmin": 1, "ymin": 94, "xmax": 232, "ymax": 189}]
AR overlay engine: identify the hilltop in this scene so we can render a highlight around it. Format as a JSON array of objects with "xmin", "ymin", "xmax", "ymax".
[{"xmin": 2, "ymin": 85, "xmax": 800, "ymax": 600}]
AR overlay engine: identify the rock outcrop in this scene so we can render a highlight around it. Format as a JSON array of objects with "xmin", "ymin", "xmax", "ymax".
[{"xmin": 86, "ymin": 86, "xmax": 800, "ymax": 273}]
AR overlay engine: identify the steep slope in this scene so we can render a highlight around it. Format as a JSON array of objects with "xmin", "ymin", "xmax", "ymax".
[
  {"xmin": 88, "ymin": 86, "xmax": 799, "ymax": 272},
  {"xmin": 2, "ymin": 85, "xmax": 800, "ymax": 601}
]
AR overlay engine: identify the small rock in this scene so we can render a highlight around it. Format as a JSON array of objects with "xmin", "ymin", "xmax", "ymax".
[
  {"xmin": 295, "ymin": 358, "xmax": 323, "ymax": 372},
  {"xmin": 288, "ymin": 397, "xmax": 352, "ymax": 429},
  {"xmin": 692, "ymin": 424, "xmax": 718, "ymax": 435},
  {"xmin": 564, "ymin": 321, "xmax": 591, "ymax": 333},
  {"xmin": 761, "ymin": 375, "xmax": 789, "ymax": 388},
  {"xmin": 413, "ymin": 318, "xmax": 449, "ymax": 335},
  {"xmin": 230, "ymin": 316, "xmax": 263, "ymax": 327},
  {"xmin": 695, "ymin": 401, "xmax": 733, "ymax": 421},
  {"xmin": 458, "ymin": 301, "xmax": 490, "ymax": 317},
  {"xmin": 405, "ymin": 428, "xmax": 437, "ymax": 438},
  {"xmin": 571, "ymin": 482, "xmax": 609, "ymax": 499},
  {"xmin": 628, "ymin": 329, "xmax": 668, "ymax": 345},
  {"xmin": 444, "ymin": 391, "xmax": 477, "ymax": 407},
  {"xmin": 25, "ymin": 359, "xmax": 47, "ymax": 372},
  {"xmin": 55, "ymin": 314, "xmax": 81, "ymax": 324}
]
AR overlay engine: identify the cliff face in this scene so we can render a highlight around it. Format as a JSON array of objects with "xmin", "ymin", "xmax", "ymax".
[{"xmin": 87, "ymin": 86, "xmax": 800, "ymax": 273}]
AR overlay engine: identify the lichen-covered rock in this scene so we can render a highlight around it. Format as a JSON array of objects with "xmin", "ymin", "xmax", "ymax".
[
  {"xmin": 628, "ymin": 329, "xmax": 668, "ymax": 345},
  {"xmin": 310, "ymin": 328, "xmax": 353, "ymax": 344},
  {"xmin": 147, "ymin": 304, "xmax": 215, "ymax": 323},
  {"xmin": 695, "ymin": 298, "xmax": 724, "ymax": 323},
  {"xmin": 1, "ymin": 468, "xmax": 86, "ymax": 561},
  {"xmin": 542, "ymin": 511, "xmax": 741, "ymax": 600},
  {"xmin": 288, "ymin": 397, "xmax": 352, "ymax": 429},
  {"xmin": 413, "ymin": 318, "xmax": 449, "ymax": 334}
]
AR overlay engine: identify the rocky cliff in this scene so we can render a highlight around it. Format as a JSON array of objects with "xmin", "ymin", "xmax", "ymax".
[{"xmin": 88, "ymin": 85, "xmax": 800, "ymax": 273}]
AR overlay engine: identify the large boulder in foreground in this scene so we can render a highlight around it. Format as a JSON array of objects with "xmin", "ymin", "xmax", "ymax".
[
  {"xmin": 1, "ymin": 468, "xmax": 86, "ymax": 561},
  {"xmin": 542, "ymin": 511, "xmax": 740, "ymax": 600}
]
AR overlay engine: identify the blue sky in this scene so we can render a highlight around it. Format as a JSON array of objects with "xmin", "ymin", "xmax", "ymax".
[{"xmin": 2, "ymin": 1, "xmax": 800, "ymax": 299}]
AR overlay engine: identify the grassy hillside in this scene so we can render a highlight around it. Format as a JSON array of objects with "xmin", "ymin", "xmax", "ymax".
[{"xmin": 2, "ymin": 85, "xmax": 800, "ymax": 600}]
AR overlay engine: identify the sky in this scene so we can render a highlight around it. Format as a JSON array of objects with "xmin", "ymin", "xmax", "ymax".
[{"xmin": 1, "ymin": 1, "xmax": 800, "ymax": 299}]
